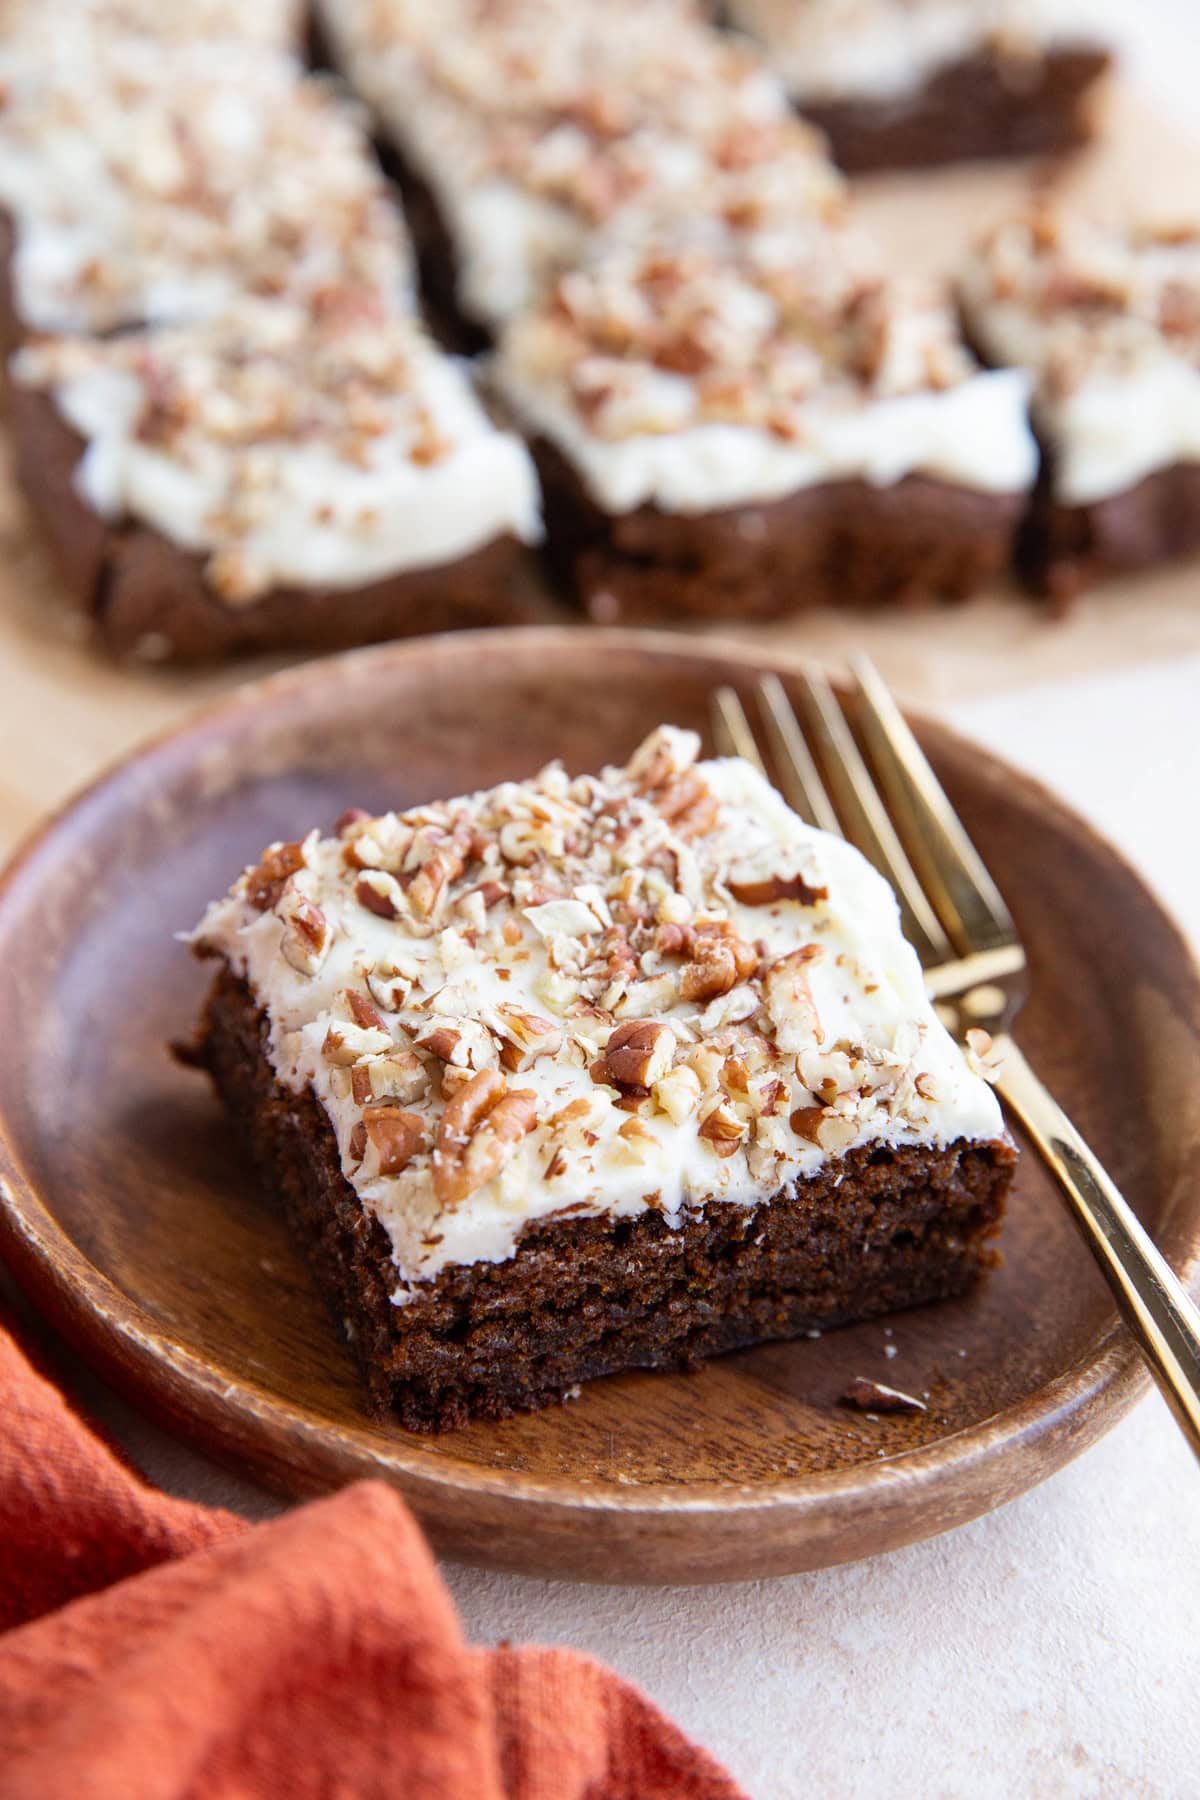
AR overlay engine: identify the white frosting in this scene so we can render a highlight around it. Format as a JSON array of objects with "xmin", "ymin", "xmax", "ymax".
[
  {"xmin": 0, "ymin": 43, "xmax": 412, "ymax": 334},
  {"xmin": 0, "ymin": 0, "xmax": 301, "ymax": 51},
  {"xmin": 190, "ymin": 730, "xmax": 1004, "ymax": 1296},
  {"xmin": 495, "ymin": 360, "xmax": 1036, "ymax": 510},
  {"xmin": 726, "ymin": 0, "xmax": 1102, "ymax": 104},
  {"xmin": 13, "ymin": 308, "xmax": 542, "ymax": 599}
]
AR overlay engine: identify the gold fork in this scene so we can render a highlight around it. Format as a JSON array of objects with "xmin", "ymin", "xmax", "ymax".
[{"xmin": 714, "ymin": 660, "xmax": 1200, "ymax": 1461}]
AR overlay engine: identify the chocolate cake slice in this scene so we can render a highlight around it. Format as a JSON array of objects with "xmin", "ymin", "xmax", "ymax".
[
  {"xmin": 491, "ymin": 237, "xmax": 1036, "ymax": 620},
  {"xmin": 10, "ymin": 301, "xmax": 543, "ymax": 660},
  {"xmin": 959, "ymin": 207, "xmax": 1200, "ymax": 599},
  {"xmin": 725, "ymin": 0, "xmax": 1110, "ymax": 172},
  {"xmin": 187, "ymin": 726, "xmax": 1015, "ymax": 1431}
]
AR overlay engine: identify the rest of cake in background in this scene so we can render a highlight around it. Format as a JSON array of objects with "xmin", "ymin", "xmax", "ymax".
[
  {"xmin": 11, "ymin": 305, "xmax": 542, "ymax": 660},
  {"xmin": 492, "ymin": 239, "xmax": 1036, "ymax": 619},
  {"xmin": 725, "ymin": 0, "xmax": 1111, "ymax": 171},
  {"xmin": 0, "ymin": 41, "xmax": 413, "ymax": 349},
  {"xmin": 316, "ymin": 0, "xmax": 841, "ymax": 341},
  {"xmin": 186, "ymin": 725, "xmax": 1015, "ymax": 1430},
  {"xmin": 960, "ymin": 206, "xmax": 1200, "ymax": 598}
]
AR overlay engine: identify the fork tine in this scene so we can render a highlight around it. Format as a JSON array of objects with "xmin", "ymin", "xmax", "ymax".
[
  {"xmin": 850, "ymin": 654, "xmax": 1017, "ymax": 956},
  {"xmin": 756, "ymin": 674, "xmax": 841, "ymax": 835},
  {"xmin": 794, "ymin": 669, "xmax": 954, "ymax": 967},
  {"xmin": 712, "ymin": 686, "xmax": 767, "ymax": 773}
]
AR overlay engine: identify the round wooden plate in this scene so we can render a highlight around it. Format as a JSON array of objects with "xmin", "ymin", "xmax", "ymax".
[{"xmin": 1, "ymin": 629, "xmax": 1198, "ymax": 1584}]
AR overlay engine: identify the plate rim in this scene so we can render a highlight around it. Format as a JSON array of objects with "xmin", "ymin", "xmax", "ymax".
[{"xmin": 0, "ymin": 628, "xmax": 1195, "ymax": 1546}]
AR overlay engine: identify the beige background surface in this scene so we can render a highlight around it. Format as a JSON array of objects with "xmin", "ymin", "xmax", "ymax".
[{"xmin": 0, "ymin": 62, "xmax": 1198, "ymax": 1800}]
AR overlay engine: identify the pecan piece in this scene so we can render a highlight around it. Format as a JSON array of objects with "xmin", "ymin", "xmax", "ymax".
[
  {"xmin": 350, "ymin": 1103, "xmax": 425, "ymax": 1177},
  {"xmin": 604, "ymin": 1020, "xmax": 676, "ymax": 1089},
  {"xmin": 727, "ymin": 873, "xmax": 828, "ymax": 907},
  {"xmin": 245, "ymin": 841, "xmax": 305, "ymax": 911},
  {"xmin": 492, "ymin": 1004, "xmax": 563, "ymax": 1072},
  {"xmin": 278, "ymin": 895, "xmax": 329, "ymax": 976},
  {"xmin": 698, "ymin": 1099, "xmax": 747, "ymax": 1158},
  {"xmin": 679, "ymin": 930, "xmax": 759, "ymax": 1002},
  {"xmin": 408, "ymin": 842, "xmax": 465, "ymax": 920},
  {"xmin": 355, "ymin": 871, "xmax": 403, "ymax": 919},
  {"xmin": 840, "ymin": 1378, "xmax": 926, "ymax": 1416},
  {"xmin": 345, "ymin": 989, "xmax": 387, "ymax": 1032},
  {"xmin": 433, "ymin": 1071, "xmax": 538, "ymax": 1209}
]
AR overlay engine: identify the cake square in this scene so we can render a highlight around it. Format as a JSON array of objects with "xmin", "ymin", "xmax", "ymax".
[
  {"xmin": 316, "ymin": 0, "xmax": 841, "ymax": 342},
  {"xmin": 10, "ymin": 301, "xmax": 543, "ymax": 660},
  {"xmin": 491, "ymin": 237, "xmax": 1036, "ymax": 620},
  {"xmin": 0, "ymin": 40, "xmax": 412, "ymax": 351},
  {"xmin": 187, "ymin": 726, "xmax": 1015, "ymax": 1431},
  {"xmin": 960, "ymin": 207, "xmax": 1200, "ymax": 598},
  {"xmin": 724, "ymin": 0, "xmax": 1110, "ymax": 172}
]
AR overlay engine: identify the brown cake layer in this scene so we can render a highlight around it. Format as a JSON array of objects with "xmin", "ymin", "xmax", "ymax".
[
  {"xmin": 0, "ymin": 209, "xmax": 21, "ymax": 363},
  {"xmin": 8, "ymin": 381, "xmax": 543, "ymax": 661},
  {"xmin": 532, "ymin": 435, "xmax": 1025, "ymax": 622},
  {"xmin": 192, "ymin": 966, "xmax": 1014, "ymax": 1433},
  {"xmin": 1017, "ymin": 455, "xmax": 1200, "ymax": 603},
  {"xmin": 800, "ymin": 46, "xmax": 1110, "ymax": 173}
]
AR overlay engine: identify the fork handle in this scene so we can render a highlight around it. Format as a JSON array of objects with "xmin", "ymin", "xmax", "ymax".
[{"xmin": 995, "ymin": 1034, "xmax": 1200, "ymax": 1461}]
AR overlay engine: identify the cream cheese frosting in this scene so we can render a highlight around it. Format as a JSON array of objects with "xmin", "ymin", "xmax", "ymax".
[
  {"xmin": 492, "ymin": 240, "xmax": 1037, "ymax": 511},
  {"xmin": 0, "ymin": 0, "xmax": 302, "ymax": 51},
  {"xmin": 724, "ymin": 0, "xmax": 1102, "ymax": 105},
  {"xmin": 0, "ymin": 43, "xmax": 413, "ymax": 335},
  {"xmin": 190, "ymin": 727, "xmax": 1004, "ymax": 1298},
  {"xmin": 960, "ymin": 209, "xmax": 1200, "ymax": 505},
  {"xmin": 13, "ymin": 304, "xmax": 543, "ymax": 601}
]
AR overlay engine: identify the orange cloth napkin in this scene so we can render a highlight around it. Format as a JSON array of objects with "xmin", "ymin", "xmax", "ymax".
[{"xmin": 0, "ymin": 1310, "xmax": 745, "ymax": 1799}]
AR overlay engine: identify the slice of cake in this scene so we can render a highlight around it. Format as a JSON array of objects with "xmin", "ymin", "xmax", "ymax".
[
  {"xmin": 726, "ymin": 0, "xmax": 1110, "ymax": 172},
  {"xmin": 0, "ymin": 42, "xmax": 413, "ymax": 349},
  {"xmin": 316, "ymin": 0, "xmax": 840, "ymax": 342},
  {"xmin": 960, "ymin": 207, "xmax": 1200, "ymax": 599},
  {"xmin": 187, "ymin": 725, "xmax": 1015, "ymax": 1431},
  {"xmin": 491, "ymin": 238, "xmax": 1036, "ymax": 620},
  {"xmin": 10, "ymin": 302, "xmax": 543, "ymax": 660}
]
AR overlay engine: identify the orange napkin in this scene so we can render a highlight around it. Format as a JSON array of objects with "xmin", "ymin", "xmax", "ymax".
[{"xmin": 0, "ymin": 1309, "xmax": 744, "ymax": 1799}]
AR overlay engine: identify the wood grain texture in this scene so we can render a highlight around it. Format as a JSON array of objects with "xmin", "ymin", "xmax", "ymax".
[{"xmin": 0, "ymin": 628, "xmax": 1198, "ymax": 1583}]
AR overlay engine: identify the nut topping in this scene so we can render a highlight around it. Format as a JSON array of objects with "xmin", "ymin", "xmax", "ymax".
[
  {"xmin": 603, "ymin": 1020, "xmax": 677, "ymax": 1089},
  {"xmin": 351, "ymin": 1104, "xmax": 426, "ymax": 1177},
  {"xmin": 727, "ymin": 872, "xmax": 828, "ymax": 907},
  {"xmin": 434, "ymin": 1071, "xmax": 538, "ymax": 1208},
  {"xmin": 245, "ymin": 841, "xmax": 306, "ymax": 911}
]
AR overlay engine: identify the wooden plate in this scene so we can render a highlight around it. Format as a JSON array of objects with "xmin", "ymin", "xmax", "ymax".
[{"xmin": 1, "ymin": 629, "xmax": 1198, "ymax": 1583}]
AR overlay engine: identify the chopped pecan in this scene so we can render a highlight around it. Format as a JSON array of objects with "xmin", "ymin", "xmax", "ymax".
[
  {"xmin": 345, "ymin": 989, "xmax": 387, "ymax": 1032},
  {"xmin": 840, "ymin": 1378, "xmax": 926, "ymax": 1416},
  {"xmin": 334, "ymin": 807, "xmax": 372, "ymax": 836},
  {"xmin": 789, "ymin": 1104, "xmax": 857, "ymax": 1152},
  {"xmin": 278, "ymin": 895, "xmax": 329, "ymax": 975},
  {"xmin": 352, "ymin": 1104, "xmax": 425, "ymax": 1177},
  {"xmin": 698, "ymin": 1100, "xmax": 747, "ymax": 1158},
  {"xmin": 408, "ymin": 842, "xmax": 465, "ymax": 920},
  {"xmin": 727, "ymin": 872, "xmax": 827, "ymax": 907},
  {"xmin": 245, "ymin": 841, "xmax": 305, "ymax": 911},
  {"xmin": 604, "ymin": 1020, "xmax": 676, "ymax": 1089},
  {"xmin": 433, "ymin": 1071, "xmax": 538, "ymax": 1208},
  {"xmin": 492, "ymin": 1004, "xmax": 562, "ymax": 1072},
  {"xmin": 355, "ymin": 871, "xmax": 403, "ymax": 919},
  {"xmin": 679, "ymin": 930, "xmax": 759, "ymax": 1002}
]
